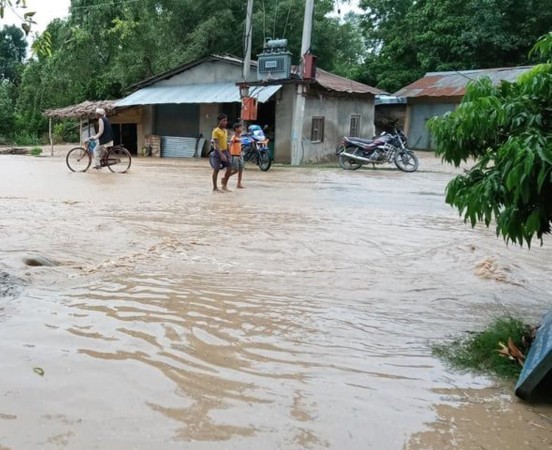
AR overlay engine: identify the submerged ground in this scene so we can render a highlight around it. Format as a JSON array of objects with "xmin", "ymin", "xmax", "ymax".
[{"xmin": 0, "ymin": 152, "xmax": 551, "ymax": 449}]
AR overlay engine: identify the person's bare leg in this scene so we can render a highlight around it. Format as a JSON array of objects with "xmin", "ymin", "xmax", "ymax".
[
  {"xmin": 221, "ymin": 167, "xmax": 233, "ymax": 191},
  {"xmin": 237, "ymin": 169, "xmax": 244, "ymax": 188},
  {"xmin": 212, "ymin": 170, "xmax": 223, "ymax": 192}
]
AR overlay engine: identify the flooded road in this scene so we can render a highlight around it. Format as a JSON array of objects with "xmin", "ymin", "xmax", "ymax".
[{"xmin": 1, "ymin": 154, "xmax": 551, "ymax": 449}]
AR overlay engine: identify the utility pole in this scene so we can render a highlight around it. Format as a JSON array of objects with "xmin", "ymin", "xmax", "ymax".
[
  {"xmin": 243, "ymin": 0, "xmax": 254, "ymax": 81},
  {"xmin": 291, "ymin": 0, "xmax": 314, "ymax": 166},
  {"xmin": 300, "ymin": 0, "xmax": 314, "ymax": 56}
]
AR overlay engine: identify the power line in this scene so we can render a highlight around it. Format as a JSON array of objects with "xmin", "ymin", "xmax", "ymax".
[
  {"xmin": 69, "ymin": 0, "xmax": 142, "ymax": 11},
  {"xmin": 282, "ymin": 0, "xmax": 295, "ymax": 38},
  {"xmin": 272, "ymin": 0, "xmax": 279, "ymax": 38},
  {"xmin": 261, "ymin": 0, "xmax": 266, "ymax": 40},
  {"xmin": 7, "ymin": 4, "xmax": 26, "ymax": 22}
]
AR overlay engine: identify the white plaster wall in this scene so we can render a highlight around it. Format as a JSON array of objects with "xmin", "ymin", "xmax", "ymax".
[
  {"xmin": 274, "ymin": 85, "xmax": 295, "ymax": 164},
  {"xmin": 199, "ymin": 104, "xmax": 221, "ymax": 155},
  {"xmin": 300, "ymin": 94, "xmax": 375, "ymax": 163},
  {"xmin": 156, "ymin": 61, "xmax": 257, "ymax": 86}
]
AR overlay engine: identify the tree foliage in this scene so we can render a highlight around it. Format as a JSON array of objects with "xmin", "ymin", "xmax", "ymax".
[
  {"xmin": 12, "ymin": 0, "xmax": 362, "ymax": 139},
  {"xmin": 5, "ymin": 0, "xmax": 552, "ymax": 143},
  {"xmin": 428, "ymin": 33, "xmax": 552, "ymax": 247},
  {"xmin": 0, "ymin": 24, "xmax": 25, "ymax": 83},
  {"xmin": 359, "ymin": 0, "xmax": 552, "ymax": 92}
]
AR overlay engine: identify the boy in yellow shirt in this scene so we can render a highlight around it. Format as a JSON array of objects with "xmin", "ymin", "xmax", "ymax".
[{"xmin": 210, "ymin": 113, "xmax": 232, "ymax": 192}]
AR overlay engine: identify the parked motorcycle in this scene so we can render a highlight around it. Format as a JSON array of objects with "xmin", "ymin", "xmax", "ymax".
[
  {"xmin": 336, "ymin": 125, "xmax": 419, "ymax": 172},
  {"xmin": 241, "ymin": 125, "xmax": 272, "ymax": 172}
]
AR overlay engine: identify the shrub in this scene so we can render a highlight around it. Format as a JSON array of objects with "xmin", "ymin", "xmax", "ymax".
[
  {"xmin": 30, "ymin": 146, "xmax": 42, "ymax": 156},
  {"xmin": 53, "ymin": 121, "xmax": 80, "ymax": 144},
  {"xmin": 0, "ymin": 135, "xmax": 13, "ymax": 146},
  {"xmin": 433, "ymin": 317, "xmax": 535, "ymax": 380},
  {"xmin": 13, "ymin": 132, "xmax": 41, "ymax": 146}
]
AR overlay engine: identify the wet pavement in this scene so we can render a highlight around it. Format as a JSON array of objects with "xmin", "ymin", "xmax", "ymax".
[{"xmin": 0, "ymin": 154, "xmax": 551, "ymax": 449}]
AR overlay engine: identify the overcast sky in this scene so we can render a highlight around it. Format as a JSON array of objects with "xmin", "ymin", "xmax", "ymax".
[
  {"xmin": 2, "ymin": 0, "xmax": 71, "ymax": 35},
  {"xmin": 1, "ymin": 0, "xmax": 361, "ymax": 36}
]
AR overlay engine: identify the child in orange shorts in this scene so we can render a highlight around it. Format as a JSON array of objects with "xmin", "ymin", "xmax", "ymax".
[{"xmin": 229, "ymin": 122, "xmax": 245, "ymax": 189}]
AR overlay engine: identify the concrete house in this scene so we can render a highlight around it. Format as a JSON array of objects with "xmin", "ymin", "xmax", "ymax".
[
  {"xmin": 395, "ymin": 66, "xmax": 535, "ymax": 150},
  {"xmin": 112, "ymin": 55, "xmax": 276, "ymax": 158},
  {"xmin": 110, "ymin": 55, "xmax": 384, "ymax": 164},
  {"xmin": 244, "ymin": 66, "xmax": 385, "ymax": 164}
]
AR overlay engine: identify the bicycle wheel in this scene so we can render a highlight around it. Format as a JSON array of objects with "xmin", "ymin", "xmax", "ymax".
[
  {"xmin": 66, "ymin": 147, "xmax": 91, "ymax": 172},
  {"xmin": 107, "ymin": 146, "xmax": 132, "ymax": 173}
]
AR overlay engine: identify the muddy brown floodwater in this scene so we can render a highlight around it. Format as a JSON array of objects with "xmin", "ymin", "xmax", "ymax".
[{"xmin": 0, "ymin": 154, "xmax": 551, "ymax": 450}]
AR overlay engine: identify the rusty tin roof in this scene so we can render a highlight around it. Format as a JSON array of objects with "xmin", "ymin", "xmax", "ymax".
[
  {"xmin": 394, "ymin": 66, "xmax": 535, "ymax": 98},
  {"xmin": 314, "ymin": 69, "xmax": 386, "ymax": 96}
]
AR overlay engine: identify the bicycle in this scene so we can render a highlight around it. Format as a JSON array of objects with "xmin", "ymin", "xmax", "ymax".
[{"xmin": 66, "ymin": 140, "xmax": 132, "ymax": 173}]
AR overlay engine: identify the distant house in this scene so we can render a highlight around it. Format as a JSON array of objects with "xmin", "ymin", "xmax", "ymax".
[
  {"xmin": 113, "ymin": 55, "xmax": 275, "ymax": 159},
  {"xmin": 111, "ymin": 54, "xmax": 384, "ymax": 164},
  {"xmin": 238, "ymin": 65, "xmax": 385, "ymax": 163},
  {"xmin": 394, "ymin": 66, "xmax": 535, "ymax": 150}
]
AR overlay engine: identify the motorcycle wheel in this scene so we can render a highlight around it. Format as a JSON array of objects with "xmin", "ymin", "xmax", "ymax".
[
  {"xmin": 338, "ymin": 147, "xmax": 362, "ymax": 170},
  {"xmin": 394, "ymin": 151, "xmax": 419, "ymax": 172},
  {"xmin": 258, "ymin": 152, "xmax": 272, "ymax": 171}
]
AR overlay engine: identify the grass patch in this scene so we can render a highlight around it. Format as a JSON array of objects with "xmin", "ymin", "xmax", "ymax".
[
  {"xmin": 433, "ymin": 317, "xmax": 534, "ymax": 380},
  {"xmin": 14, "ymin": 132, "xmax": 41, "ymax": 147},
  {"xmin": 30, "ymin": 147, "xmax": 42, "ymax": 157}
]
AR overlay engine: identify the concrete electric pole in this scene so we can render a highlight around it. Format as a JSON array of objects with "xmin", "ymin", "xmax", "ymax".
[
  {"xmin": 243, "ymin": 0, "xmax": 254, "ymax": 81},
  {"xmin": 291, "ymin": 0, "xmax": 314, "ymax": 166},
  {"xmin": 300, "ymin": 0, "xmax": 314, "ymax": 57}
]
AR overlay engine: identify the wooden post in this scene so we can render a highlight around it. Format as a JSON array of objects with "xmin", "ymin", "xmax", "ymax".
[{"xmin": 49, "ymin": 117, "xmax": 53, "ymax": 156}]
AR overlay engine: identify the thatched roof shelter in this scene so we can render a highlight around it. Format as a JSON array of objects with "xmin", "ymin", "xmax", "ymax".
[
  {"xmin": 44, "ymin": 100, "xmax": 120, "ymax": 119},
  {"xmin": 43, "ymin": 100, "xmax": 123, "ymax": 156}
]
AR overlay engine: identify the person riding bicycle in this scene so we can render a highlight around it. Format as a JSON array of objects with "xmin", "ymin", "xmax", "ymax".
[{"xmin": 88, "ymin": 107, "xmax": 114, "ymax": 170}]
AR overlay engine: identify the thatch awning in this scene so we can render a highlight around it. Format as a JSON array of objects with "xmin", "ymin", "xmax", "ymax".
[{"xmin": 44, "ymin": 100, "xmax": 121, "ymax": 119}]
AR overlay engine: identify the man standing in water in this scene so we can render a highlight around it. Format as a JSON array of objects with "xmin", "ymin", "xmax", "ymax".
[
  {"xmin": 89, "ymin": 107, "xmax": 114, "ymax": 170},
  {"xmin": 210, "ymin": 113, "xmax": 232, "ymax": 192}
]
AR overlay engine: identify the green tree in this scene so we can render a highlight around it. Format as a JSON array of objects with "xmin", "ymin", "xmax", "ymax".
[
  {"xmin": 13, "ymin": 0, "xmax": 365, "ymax": 138},
  {"xmin": 0, "ymin": 79, "xmax": 15, "ymax": 138},
  {"xmin": 428, "ymin": 33, "xmax": 552, "ymax": 247},
  {"xmin": 359, "ymin": 0, "xmax": 552, "ymax": 92},
  {"xmin": 0, "ymin": 25, "xmax": 26, "ymax": 83},
  {"xmin": 357, "ymin": 0, "xmax": 422, "ymax": 90}
]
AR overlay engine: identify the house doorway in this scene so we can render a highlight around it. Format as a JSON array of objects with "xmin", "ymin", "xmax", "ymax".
[
  {"xmin": 113, "ymin": 124, "xmax": 138, "ymax": 155},
  {"xmin": 256, "ymin": 100, "xmax": 276, "ymax": 159}
]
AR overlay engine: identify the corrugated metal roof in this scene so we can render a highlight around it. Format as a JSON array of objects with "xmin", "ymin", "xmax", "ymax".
[
  {"xmin": 114, "ymin": 83, "xmax": 281, "ymax": 107},
  {"xmin": 312, "ymin": 69, "xmax": 386, "ymax": 96},
  {"xmin": 394, "ymin": 66, "xmax": 535, "ymax": 98}
]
